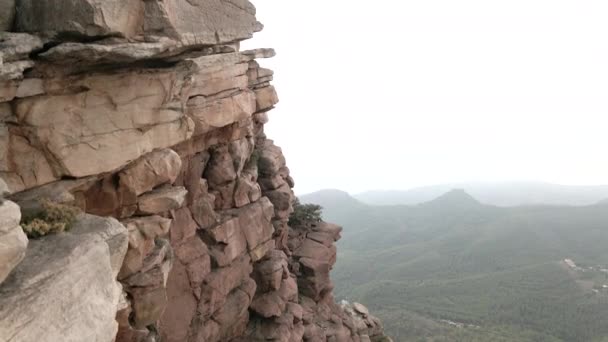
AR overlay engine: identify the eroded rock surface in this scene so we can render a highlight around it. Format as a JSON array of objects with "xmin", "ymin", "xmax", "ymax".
[
  {"xmin": 0, "ymin": 214, "xmax": 128, "ymax": 342},
  {"xmin": 0, "ymin": 198, "xmax": 27, "ymax": 285},
  {"xmin": 0, "ymin": 0, "xmax": 391, "ymax": 341}
]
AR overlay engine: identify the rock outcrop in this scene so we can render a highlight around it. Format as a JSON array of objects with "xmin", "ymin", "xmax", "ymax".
[
  {"xmin": 0, "ymin": 1, "xmax": 391, "ymax": 341},
  {"xmin": 0, "ymin": 214, "xmax": 128, "ymax": 342}
]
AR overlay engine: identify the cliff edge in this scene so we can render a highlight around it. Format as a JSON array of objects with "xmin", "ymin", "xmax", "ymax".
[{"xmin": 0, "ymin": 1, "xmax": 391, "ymax": 341}]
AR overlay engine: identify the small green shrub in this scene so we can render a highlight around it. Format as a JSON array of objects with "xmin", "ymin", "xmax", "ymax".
[
  {"xmin": 21, "ymin": 199, "xmax": 81, "ymax": 238},
  {"xmin": 289, "ymin": 198, "xmax": 323, "ymax": 227}
]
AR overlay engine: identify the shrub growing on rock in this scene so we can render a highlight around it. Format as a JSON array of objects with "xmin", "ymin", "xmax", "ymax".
[
  {"xmin": 21, "ymin": 199, "xmax": 81, "ymax": 238},
  {"xmin": 289, "ymin": 198, "xmax": 323, "ymax": 227}
]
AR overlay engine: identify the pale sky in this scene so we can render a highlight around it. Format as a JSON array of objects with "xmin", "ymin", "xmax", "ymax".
[{"xmin": 243, "ymin": 0, "xmax": 608, "ymax": 194}]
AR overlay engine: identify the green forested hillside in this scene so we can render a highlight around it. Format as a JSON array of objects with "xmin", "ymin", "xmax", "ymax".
[{"xmin": 301, "ymin": 189, "xmax": 608, "ymax": 341}]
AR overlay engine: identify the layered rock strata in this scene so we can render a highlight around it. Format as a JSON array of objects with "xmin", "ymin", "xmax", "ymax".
[{"xmin": 0, "ymin": 1, "xmax": 391, "ymax": 341}]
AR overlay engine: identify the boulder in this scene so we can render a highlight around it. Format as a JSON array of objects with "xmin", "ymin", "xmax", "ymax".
[
  {"xmin": 353, "ymin": 302, "xmax": 370, "ymax": 317},
  {"xmin": 254, "ymin": 86, "xmax": 279, "ymax": 112},
  {"xmin": 137, "ymin": 186, "xmax": 188, "ymax": 215},
  {"xmin": 123, "ymin": 238, "xmax": 174, "ymax": 329},
  {"xmin": 143, "ymin": 0, "xmax": 262, "ymax": 44},
  {"xmin": 187, "ymin": 90, "xmax": 256, "ymax": 134},
  {"xmin": 119, "ymin": 149, "xmax": 182, "ymax": 197},
  {"xmin": 15, "ymin": 0, "xmax": 261, "ymax": 44},
  {"xmin": 122, "ymin": 215, "xmax": 172, "ymax": 240},
  {"xmin": 0, "ymin": 214, "xmax": 128, "ymax": 342},
  {"xmin": 15, "ymin": 0, "xmax": 144, "ymax": 38},
  {"xmin": 0, "ymin": 200, "xmax": 27, "ymax": 284}
]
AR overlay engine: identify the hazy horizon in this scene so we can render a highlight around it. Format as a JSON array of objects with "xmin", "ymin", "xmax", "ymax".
[
  {"xmin": 245, "ymin": 0, "xmax": 608, "ymax": 194},
  {"xmin": 297, "ymin": 180, "xmax": 608, "ymax": 196}
]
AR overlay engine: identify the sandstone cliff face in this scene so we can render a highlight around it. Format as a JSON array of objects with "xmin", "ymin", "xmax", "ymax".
[{"xmin": 0, "ymin": 1, "xmax": 391, "ymax": 341}]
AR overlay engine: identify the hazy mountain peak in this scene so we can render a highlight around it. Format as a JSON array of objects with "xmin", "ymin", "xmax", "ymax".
[
  {"xmin": 300, "ymin": 189, "xmax": 359, "ymax": 204},
  {"xmin": 420, "ymin": 188, "xmax": 482, "ymax": 209}
]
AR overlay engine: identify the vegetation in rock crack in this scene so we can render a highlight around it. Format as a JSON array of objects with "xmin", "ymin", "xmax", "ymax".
[
  {"xmin": 21, "ymin": 199, "xmax": 81, "ymax": 238},
  {"xmin": 288, "ymin": 198, "xmax": 323, "ymax": 227}
]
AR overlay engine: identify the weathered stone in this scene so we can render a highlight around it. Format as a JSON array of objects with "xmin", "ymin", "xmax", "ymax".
[
  {"xmin": 204, "ymin": 255, "xmax": 253, "ymax": 298},
  {"xmin": 119, "ymin": 148, "xmax": 182, "ymax": 197},
  {"xmin": 122, "ymin": 215, "xmax": 172, "ymax": 240},
  {"xmin": 265, "ymin": 183, "xmax": 294, "ymax": 219},
  {"xmin": 16, "ymin": 0, "xmax": 261, "ymax": 43},
  {"xmin": 1, "ymin": 131, "xmax": 57, "ymax": 192},
  {"xmin": 38, "ymin": 39, "xmax": 225, "ymax": 67},
  {"xmin": 15, "ymin": 0, "xmax": 144, "ymax": 38},
  {"xmin": 0, "ymin": 0, "xmax": 14, "ymax": 31},
  {"xmin": 242, "ymin": 48, "xmax": 276, "ymax": 60},
  {"xmin": 0, "ymin": 60, "xmax": 34, "ymax": 81},
  {"xmin": 13, "ymin": 70, "xmax": 195, "ymax": 180},
  {"xmin": 159, "ymin": 260, "xmax": 198, "ymax": 342},
  {"xmin": 254, "ymin": 86, "xmax": 279, "ymax": 112},
  {"xmin": 82, "ymin": 176, "xmax": 136, "ymax": 218},
  {"xmin": 0, "ymin": 200, "xmax": 27, "ymax": 284},
  {"xmin": 230, "ymin": 197, "xmax": 274, "ymax": 253},
  {"xmin": 0, "ymin": 177, "xmax": 9, "ymax": 196},
  {"xmin": 188, "ymin": 91, "xmax": 256, "ymax": 135},
  {"xmin": 130, "ymin": 286, "xmax": 167, "ymax": 329},
  {"xmin": 0, "ymin": 214, "xmax": 128, "ymax": 342},
  {"xmin": 258, "ymin": 140, "xmax": 286, "ymax": 177},
  {"xmin": 174, "ymin": 236, "xmax": 208, "ymax": 265},
  {"xmin": 205, "ymin": 145, "xmax": 237, "ymax": 185},
  {"xmin": 353, "ymin": 302, "xmax": 370, "ymax": 317},
  {"xmin": 252, "ymin": 251, "xmax": 287, "ymax": 293},
  {"xmin": 191, "ymin": 195, "xmax": 219, "ymax": 230},
  {"xmin": 0, "ymin": 33, "xmax": 44, "ymax": 63},
  {"xmin": 169, "ymin": 207, "xmax": 198, "ymax": 245},
  {"xmin": 250, "ymin": 290, "xmax": 286, "ymax": 318},
  {"xmin": 137, "ymin": 186, "xmax": 187, "ymax": 215},
  {"xmin": 69, "ymin": 214, "xmax": 130, "ymax": 277},
  {"xmin": 15, "ymin": 78, "xmax": 44, "ymax": 98},
  {"xmin": 174, "ymin": 152, "xmax": 208, "ymax": 205},
  {"xmin": 143, "ymin": 0, "xmax": 262, "ymax": 44}
]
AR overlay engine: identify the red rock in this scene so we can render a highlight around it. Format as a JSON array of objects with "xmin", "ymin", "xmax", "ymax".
[
  {"xmin": 137, "ymin": 186, "xmax": 188, "ymax": 215},
  {"xmin": 186, "ymin": 256, "xmax": 211, "ymax": 288},
  {"xmin": 204, "ymin": 255, "xmax": 253, "ymax": 297},
  {"xmin": 205, "ymin": 145, "xmax": 237, "ymax": 186},
  {"xmin": 160, "ymin": 260, "xmax": 198, "ymax": 342},
  {"xmin": 169, "ymin": 207, "xmax": 198, "ymax": 246},
  {"xmin": 254, "ymin": 86, "xmax": 279, "ymax": 112},
  {"xmin": 119, "ymin": 149, "xmax": 182, "ymax": 197},
  {"xmin": 130, "ymin": 286, "xmax": 168, "ymax": 329},
  {"xmin": 214, "ymin": 288, "xmax": 251, "ymax": 339},
  {"xmin": 189, "ymin": 189, "xmax": 219, "ymax": 229},
  {"xmin": 122, "ymin": 215, "xmax": 172, "ymax": 240},
  {"xmin": 250, "ymin": 291, "xmax": 286, "ymax": 318},
  {"xmin": 174, "ymin": 236, "xmax": 208, "ymax": 265},
  {"xmin": 174, "ymin": 152, "xmax": 209, "ymax": 206}
]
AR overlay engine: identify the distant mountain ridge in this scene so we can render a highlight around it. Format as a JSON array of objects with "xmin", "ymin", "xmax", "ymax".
[
  {"xmin": 354, "ymin": 181, "xmax": 608, "ymax": 207},
  {"xmin": 300, "ymin": 186, "xmax": 608, "ymax": 341}
]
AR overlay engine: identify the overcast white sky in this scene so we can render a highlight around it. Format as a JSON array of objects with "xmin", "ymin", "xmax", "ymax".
[{"xmin": 243, "ymin": 0, "xmax": 608, "ymax": 195}]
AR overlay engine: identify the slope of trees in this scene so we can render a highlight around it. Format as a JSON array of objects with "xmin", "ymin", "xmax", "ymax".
[{"xmin": 302, "ymin": 189, "xmax": 608, "ymax": 341}]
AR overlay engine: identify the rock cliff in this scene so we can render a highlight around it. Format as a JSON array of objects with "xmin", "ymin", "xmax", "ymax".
[{"xmin": 0, "ymin": 1, "xmax": 391, "ymax": 341}]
